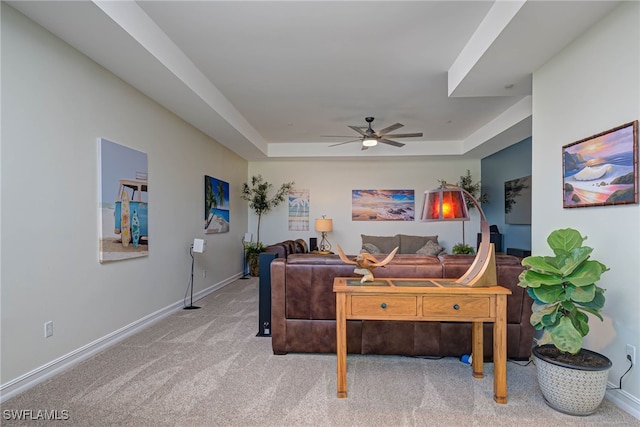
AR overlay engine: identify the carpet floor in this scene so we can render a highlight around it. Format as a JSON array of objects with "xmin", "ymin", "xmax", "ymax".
[{"xmin": 2, "ymin": 277, "xmax": 638, "ymax": 426}]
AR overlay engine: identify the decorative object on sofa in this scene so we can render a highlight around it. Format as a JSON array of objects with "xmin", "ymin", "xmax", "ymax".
[
  {"xmin": 241, "ymin": 175, "xmax": 294, "ymax": 243},
  {"xmin": 563, "ymin": 120, "xmax": 638, "ymax": 208},
  {"xmin": 352, "ymin": 189, "xmax": 414, "ymax": 221},
  {"xmin": 245, "ymin": 242, "xmax": 266, "ymax": 276},
  {"xmin": 204, "ymin": 175, "xmax": 230, "ymax": 234},
  {"xmin": 241, "ymin": 233, "xmax": 252, "ymax": 279},
  {"xmin": 314, "ymin": 216, "xmax": 333, "ymax": 254},
  {"xmin": 420, "ymin": 182, "xmax": 496, "ymax": 287},
  {"xmin": 452, "ymin": 243, "xmax": 474, "ymax": 255},
  {"xmin": 336, "ymin": 245, "xmax": 399, "ymax": 282},
  {"xmin": 518, "ymin": 228, "xmax": 613, "ymax": 415},
  {"xmin": 325, "ymin": 116, "xmax": 423, "ymax": 150},
  {"xmin": 184, "ymin": 238, "xmax": 206, "ymax": 310}
]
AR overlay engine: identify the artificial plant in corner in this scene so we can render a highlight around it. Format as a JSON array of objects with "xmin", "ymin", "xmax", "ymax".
[{"xmin": 240, "ymin": 175, "xmax": 294, "ymax": 243}]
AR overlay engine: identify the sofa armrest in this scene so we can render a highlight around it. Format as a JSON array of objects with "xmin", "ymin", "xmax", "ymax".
[{"xmin": 270, "ymin": 258, "xmax": 287, "ymax": 353}]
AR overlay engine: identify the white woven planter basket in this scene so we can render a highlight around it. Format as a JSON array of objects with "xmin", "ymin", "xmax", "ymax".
[{"xmin": 533, "ymin": 345, "xmax": 612, "ymax": 416}]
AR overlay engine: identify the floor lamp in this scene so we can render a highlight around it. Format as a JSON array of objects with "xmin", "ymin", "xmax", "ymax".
[
  {"xmin": 420, "ymin": 182, "xmax": 496, "ymax": 287},
  {"xmin": 185, "ymin": 238, "xmax": 206, "ymax": 310}
]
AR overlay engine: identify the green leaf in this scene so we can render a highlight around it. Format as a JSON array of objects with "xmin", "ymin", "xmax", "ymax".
[
  {"xmin": 547, "ymin": 228, "xmax": 586, "ymax": 253},
  {"xmin": 530, "ymin": 303, "xmax": 557, "ymax": 326},
  {"xmin": 519, "ymin": 270, "xmax": 564, "ymax": 288},
  {"xmin": 566, "ymin": 260, "xmax": 607, "ymax": 287},
  {"xmin": 521, "ymin": 256, "xmax": 562, "ymax": 275},
  {"xmin": 557, "ymin": 246, "xmax": 592, "ymax": 276},
  {"xmin": 541, "ymin": 312, "xmax": 559, "ymax": 328},
  {"xmin": 550, "ymin": 317, "xmax": 583, "ymax": 354},
  {"xmin": 531, "ymin": 284, "xmax": 565, "ymax": 303},
  {"xmin": 569, "ymin": 310, "xmax": 590, "ymax": 336},
  {"xmin": 566, "ymin": 283, "xmax": 595, "ymax": 303}
]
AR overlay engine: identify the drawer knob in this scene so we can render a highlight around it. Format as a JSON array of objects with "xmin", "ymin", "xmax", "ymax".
[
  {"xmin": 453, "ymin": 304, "xmax": 460, "ymax": 310},
  {"xmin": 381, "ymin": 303, "xmax": 387, "ymax": 309}
]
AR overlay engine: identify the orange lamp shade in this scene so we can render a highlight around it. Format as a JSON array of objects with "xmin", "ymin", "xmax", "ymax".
[{"xmin": 421, "ymin": 187, "xmax": 469, "ymax": 221}]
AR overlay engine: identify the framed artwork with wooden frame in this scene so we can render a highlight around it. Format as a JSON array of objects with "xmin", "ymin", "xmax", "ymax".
[{"xmin": 562, "ymin": 120, "xmax": 638, "ymax": 208}]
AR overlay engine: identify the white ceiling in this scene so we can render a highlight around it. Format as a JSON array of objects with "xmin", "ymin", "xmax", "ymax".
[{"xmin": 9, "ymin": 1, "xmax": 620, "ymax": 161}]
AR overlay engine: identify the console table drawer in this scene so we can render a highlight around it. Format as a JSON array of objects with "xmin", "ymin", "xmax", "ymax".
[
  {"xmin": 421, "ymin": 296, "xmax": 490, "ymax": 317},
  {"xmin": 351, "ymin": 295, "xmax": 417, "ymax": 316}
]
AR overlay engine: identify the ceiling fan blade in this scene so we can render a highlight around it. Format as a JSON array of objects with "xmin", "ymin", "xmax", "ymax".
[
  {"xmin": 361, "ymin": 144, "xmax": 370, "ymax": 151},
  {"xmin": 376, "ymin": 123, "xmax": 404, "ymax": 136},
  {"xmin": 382, "ymin": 132, "xmax": 423, "ymax": 138},
  {"xmin": 329, "ymin": 139, "xmax": 361, "ymax": 147},
  {"xmin": 379, "ymin": 138, "xmax": 405, "ymax": 148},
  {"xmin": 348, "ymin": 125, "xmax": 367, "ymax": 136},
  {"xmin": 321, "ymin": 135, "xmax": 361, "ymax": 138}
]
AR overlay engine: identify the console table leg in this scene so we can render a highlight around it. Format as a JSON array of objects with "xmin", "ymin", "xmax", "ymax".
[
  {"xmin": 336, "ymin": 292, "xmax": 347, "ymax": 398},
  {"xmin": 493, "ymin": 294, "xmax": 508, "ymax": 403},
  {"xmin": 471, "ymin": 321, "xmax": 484, "ymax": 378}
]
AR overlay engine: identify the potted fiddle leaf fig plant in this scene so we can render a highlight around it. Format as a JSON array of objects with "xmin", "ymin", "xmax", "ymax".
[{"xmin": 518, "ymin": 228, "xmax": 611, "ymax": 415}]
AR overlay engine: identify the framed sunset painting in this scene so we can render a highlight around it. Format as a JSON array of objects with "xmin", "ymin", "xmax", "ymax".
[
  {"xmin": 352, "ymin": 189, "xmax": 414, "ymax": 221},
  {"xmin": 562, "ymin": 121, "xmax": 638, "ymax": 208}
]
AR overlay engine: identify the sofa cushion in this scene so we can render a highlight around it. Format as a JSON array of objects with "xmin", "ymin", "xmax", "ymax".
[
  {"xmin": 362, "ymin": 243, "xmax": 382, "ymax": 254},
  {"xmin": 398, "ymin": 234, "xmax": 439, "ymax": 254},
  {"xmin": 361, "ymin": 234, "xmax": 400, "ymax": 254},
  {"xmin": 416, "ymin": 240, "xmax": 445, "ymax": 256}
]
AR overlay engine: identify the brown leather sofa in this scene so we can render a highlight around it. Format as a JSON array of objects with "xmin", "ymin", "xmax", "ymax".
[
  {"xmin": 270, "ymin": 253, "xmax": 534, "ymax": 360},
  {"xmin": 265, "ymin": 239, "xmax": 308, "ymax": 259}
]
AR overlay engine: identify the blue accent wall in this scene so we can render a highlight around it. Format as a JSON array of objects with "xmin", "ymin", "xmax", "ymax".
[{"xmin": 481, "ymin": 138, "xmax": 532, "ymax": 252}]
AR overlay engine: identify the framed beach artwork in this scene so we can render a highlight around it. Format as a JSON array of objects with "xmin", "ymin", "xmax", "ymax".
[
  {"xmin": 562, "ymin": 121, "xmax": 638, "ymax": 208},
  {"xmin": 288, "ymin": 189, "xmax": 309, "ymax": 231},
  {"xmin": 204, "ymin": 175, "xmax": 230, "ymax": 234},
  {"xmin": 352, "ymin": 189, "xmax": 415, "ymax": 221},
  {"xmin": 98, "ymin": 138, "xmax": 149, "ymax": 263}
]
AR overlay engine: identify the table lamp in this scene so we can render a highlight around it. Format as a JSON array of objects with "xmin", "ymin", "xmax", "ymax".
[
  {"xmin": 420, "ymin": 182, "xmax": 496, "ymax": 287},
  {"xmin": 314, "ymin": 216, "xmax": 333, "ymax": 254}
]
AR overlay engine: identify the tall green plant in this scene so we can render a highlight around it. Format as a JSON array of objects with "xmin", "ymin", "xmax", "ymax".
[
  {"xmin": 442, "ymin": 170, "xmax": 488, "ymax": 245},
  {"xmin": 241, "ymin": 175, "xmax": 294, "ymax": 243},
  {"xmin": 518, "ymin": 228, "xmax": 608, "ymax": 354}
]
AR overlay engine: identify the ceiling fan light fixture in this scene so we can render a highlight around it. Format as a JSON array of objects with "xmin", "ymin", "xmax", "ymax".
[{"xmin": 362, "ymin": 137, "xmax": 378, "ymax": 147}]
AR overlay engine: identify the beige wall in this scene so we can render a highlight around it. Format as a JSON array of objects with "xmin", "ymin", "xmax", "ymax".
[
  {"xmin": 533, "ymin": 1, "xmax": 640, "ymax": 407},
  {"xmin": 1, "ymin": 5, "xmax": 248, "ymax": 387},
  {"xmin": 248, "ymin": 159, "xmax": 482, "ymax": 255}
]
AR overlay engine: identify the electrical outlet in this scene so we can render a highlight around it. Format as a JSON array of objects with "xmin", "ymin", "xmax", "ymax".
[
  {"xmin": 202, "ymin": 270, "xmax": 207, "ymax": 279},
  {"xmin": 44, "ymin": 321, "xmax": 53, "ymax": 338},
  {"xmin": 626, "ymin": 344, "xmax": 636, "ymax": 365}
]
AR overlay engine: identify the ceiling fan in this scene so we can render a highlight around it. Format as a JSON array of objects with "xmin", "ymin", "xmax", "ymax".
[{"xmin": 327, "ymin": 117, "xmax": 423, "ymax": 150}]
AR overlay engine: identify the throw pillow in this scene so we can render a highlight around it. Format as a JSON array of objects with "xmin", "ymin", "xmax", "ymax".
[
  {"xmin": 362, "ymin": 243, "xmax": 382, "ymax": 254},
  {"xmin": 398, "ymin": 234, "xmax": 439, "ymax": 254},
  {"xmin": 416, "ymin": 240, "xmax": 444, "ymax": 256},
  {"xmin": 361, "ymin": 234, "xmax": 400, "ymax": 254}
]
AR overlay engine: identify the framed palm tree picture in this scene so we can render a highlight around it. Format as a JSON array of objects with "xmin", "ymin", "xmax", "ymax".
[{"xmin": 204, "ymin": 175, "xmax": 230, "ymax": 234}]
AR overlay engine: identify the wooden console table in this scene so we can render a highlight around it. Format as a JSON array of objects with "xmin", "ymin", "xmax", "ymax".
[{"xmin": 333, "ymin": 277, "xmax": 511, "ymax": 403}]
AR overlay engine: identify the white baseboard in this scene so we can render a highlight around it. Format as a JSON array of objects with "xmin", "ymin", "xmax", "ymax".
[
  {"xmin": 606, "ymin": 383, "xmax": 640, "ymax": 420},
  {"xmin": 0, "ymin": 274, "xmax": 242, "ymax": 403}
]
